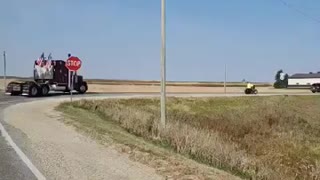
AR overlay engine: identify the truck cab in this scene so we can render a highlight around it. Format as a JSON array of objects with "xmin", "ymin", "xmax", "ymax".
[{"xmin": 6, "ymin": 59, "xmax": 88, "ymax": 97}]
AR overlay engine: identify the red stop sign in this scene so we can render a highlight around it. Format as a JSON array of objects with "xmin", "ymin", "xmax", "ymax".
[{"xmin": 65, "ymin": 56, "xmax": 82, "ymax": 71}]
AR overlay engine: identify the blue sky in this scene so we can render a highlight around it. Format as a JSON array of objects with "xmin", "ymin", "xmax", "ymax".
[{"xmin": 1, "ymin": 0, "xmax": 320, "ymax": 82}]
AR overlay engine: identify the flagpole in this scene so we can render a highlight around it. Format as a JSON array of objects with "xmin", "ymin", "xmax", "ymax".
[
  {"xmin": 3, "ymin": 51, "xmax": 6, "ymax": 92},
  {"xmin": 67, "ymin": 53, "xmax": 71, "ymax": 93}
]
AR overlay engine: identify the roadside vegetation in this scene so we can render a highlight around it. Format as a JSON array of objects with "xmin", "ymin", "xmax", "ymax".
[{"xmin": 57, "ymin": 95, "xmax": 320, "ymax": 179}]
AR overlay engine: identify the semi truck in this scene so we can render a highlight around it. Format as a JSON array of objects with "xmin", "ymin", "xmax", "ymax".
[{"xmin": 5, "ymin": 59, "xmax": 88, "ymax": 97}]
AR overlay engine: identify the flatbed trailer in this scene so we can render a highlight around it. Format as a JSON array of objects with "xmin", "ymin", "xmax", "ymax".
[{"xmin": 5, "ymin": 59, "xmax": 88, "ymax": 97}]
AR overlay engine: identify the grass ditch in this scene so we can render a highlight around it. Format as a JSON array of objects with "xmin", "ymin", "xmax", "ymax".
[
  {"xmin": 56, "ymin": 99, "xmax": 240, "ymax": 180},
  {"xmin": 57, "ymin": 95, "xmax": 320, "ymax": 180}
]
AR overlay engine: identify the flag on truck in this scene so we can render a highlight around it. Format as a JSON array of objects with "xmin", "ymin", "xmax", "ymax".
[
  {"xmin": 46, "ymin": 53, "xmax": 52, "ymax": 69},
  {"xmin": 37, "ymin": 52, "xmax": 45, "ymax": 66}
]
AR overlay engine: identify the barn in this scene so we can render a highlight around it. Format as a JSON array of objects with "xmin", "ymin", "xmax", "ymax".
[{"xmin": 288, "ymin": 73, "xmax": 320, "ymax": 88}]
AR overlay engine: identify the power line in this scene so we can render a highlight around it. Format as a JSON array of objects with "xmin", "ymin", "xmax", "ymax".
[{"xmin": 278, "ymin": 0, "xmax": 320, "ymax": 24}]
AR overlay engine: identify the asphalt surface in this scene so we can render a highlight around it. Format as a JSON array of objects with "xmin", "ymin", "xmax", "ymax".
[
  {"xmin": 0, "ymin": 95, "xmax": 36, "ymax": 180},
  {"xmin": 0, "ymin": 91, "xmax": 317, "ymax": 180}
]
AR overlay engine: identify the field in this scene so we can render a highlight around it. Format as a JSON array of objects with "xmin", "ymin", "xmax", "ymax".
[
  {"xmin": 0, "ymin": 78, "xmax": 311, "ymax": 94},
  {"xmin": 85, "ymin": 79, "xmax": 271, "ymax": 87},
  {"xmin": 57, "ymin": 95, "xmax": 320, "ymax": 180}
]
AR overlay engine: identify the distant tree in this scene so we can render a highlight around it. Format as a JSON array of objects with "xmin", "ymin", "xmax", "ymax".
[
  {"xmin": 275, "ymin": 69, "xmax": 283, "ymax": 81},
  {"xmin": 274, "ymin": 69, "xmax": 288, "ymax": 88}
]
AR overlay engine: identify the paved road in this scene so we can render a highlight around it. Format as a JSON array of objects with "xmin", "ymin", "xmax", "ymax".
[
  {"xmin": 0, "ymin": 95, "xmax": 36, "ymax": 180},
  {"xmin": 0, "ymin": 91, "xmax": 317, "ymax": 180}
]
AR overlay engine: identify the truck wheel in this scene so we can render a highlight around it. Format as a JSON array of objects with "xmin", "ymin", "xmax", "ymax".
[
  {"xmin": 77, "ymin": 83, "xmax": 87, "ymax": 94},
  {"xmin": 40, "ymin": 85, "xmax": 50, "ymax": 96},
  {"xmin": 29, "ymin": 84, "xmax": 39, "ymax": 97},
  {"xmin": 311, "ymin": 86, "xmax": 316, "ymax": 93}
]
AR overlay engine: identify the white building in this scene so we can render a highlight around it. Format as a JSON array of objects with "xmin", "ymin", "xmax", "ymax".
[{"xmin": 288, "ymin": 73, "xmax": 320, "ymax": 87}]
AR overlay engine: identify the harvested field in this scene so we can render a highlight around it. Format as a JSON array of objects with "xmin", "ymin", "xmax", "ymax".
[
  {"xmin": 86, "ymin": 84, "xmax": 310, "ymax": 94},
  {"xmin": 0, "ymin": 78, "xmax": 310, "ymax": 94},
  {"xmin": 58, "ymin": 96, "xmax": 320, "ymax": 180},
  {"xmin": 85, "ymin": 79, "xmax": 271, "ymax": 87},
  {"xmin": 0, "ymin": 78, "xmax": 269, "ymax": 86}
]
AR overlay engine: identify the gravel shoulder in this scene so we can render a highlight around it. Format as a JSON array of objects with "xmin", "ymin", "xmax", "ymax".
[{"xmin": 3, "ymin": 98, "xmax": 164, "ymax": 180}]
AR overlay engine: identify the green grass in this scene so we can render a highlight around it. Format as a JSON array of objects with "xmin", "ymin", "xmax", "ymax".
[{"xmin": 57, "ymin": 95, "xmax": 320, "ymax": 180}]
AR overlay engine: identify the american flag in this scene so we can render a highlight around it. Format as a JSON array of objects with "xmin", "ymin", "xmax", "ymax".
[
  {"xmin": 37, "ymin": 52, "xmax": 45, "ymax": 66},
  {"xmin": 46, "ymin": 53, "xmax": 52, "ymax": 69}
]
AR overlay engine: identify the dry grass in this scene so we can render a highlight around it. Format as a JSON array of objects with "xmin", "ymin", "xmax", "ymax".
[
  {"xmin": 56, "ymin": 99, "xmax": 241, "ymax": 180},
  {"xmin": 58, "ymin": 95, "xmax": 320, "ymax": 180}
]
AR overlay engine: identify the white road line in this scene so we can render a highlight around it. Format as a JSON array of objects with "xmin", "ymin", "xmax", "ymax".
[{"xmin": 0, "ymin": 122, "xmax": 46, "ymax": 180}]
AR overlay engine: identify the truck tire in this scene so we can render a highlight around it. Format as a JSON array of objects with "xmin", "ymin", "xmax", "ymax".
[
  {"xmin": 77, "ymin": 83, "xmax": 87, "ymax": 94},
  {"xmin": 40, "ymin": 84, "xmax": 50, "ymax": 96},
  {"xmin": 28, "ymin": 84, "xmax": 39, "ymax": 97},
  {"xmin": 311, "ymin": 85, "xmax": 318, "ymax": 93},
  {"xmin": 244, "ymin": 88, "xmax": 251, "ymax": 94}
]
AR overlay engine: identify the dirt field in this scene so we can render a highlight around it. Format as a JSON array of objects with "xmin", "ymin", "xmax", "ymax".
[
  {"xmin": 86, "ymin": 84, "xmax": 309, "ymax": 93},
  {"xmin": 0, "ymin": 78, "xmax": 311, "ymax": 94}
]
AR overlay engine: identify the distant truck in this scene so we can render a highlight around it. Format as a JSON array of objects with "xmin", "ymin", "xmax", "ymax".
[{"xmin": 5, "ymin": 59, "xmax": 88, "ymax": 97}]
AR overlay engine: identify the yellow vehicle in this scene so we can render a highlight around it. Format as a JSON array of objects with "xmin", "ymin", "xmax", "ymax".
[{"xmin": 245, "ymin": 82, "xmax": 258, "ymax": 94}]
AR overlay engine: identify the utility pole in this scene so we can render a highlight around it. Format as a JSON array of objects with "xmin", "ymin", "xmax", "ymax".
[
  {"xmin": 224, "ymin": 63, "xmax": 227, "ymax": 94},
  {"xmin": 160, "ymin": 0, "xmax": 166, "ymax": 128},
  {"xmin": 3, "ymin": 51, "xmax": 6, "ymax": 92}
]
